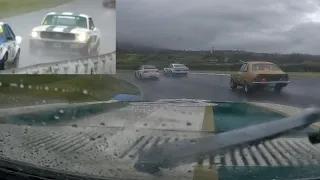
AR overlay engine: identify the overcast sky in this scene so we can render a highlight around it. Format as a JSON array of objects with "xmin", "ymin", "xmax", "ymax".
[{"xmin": 117, "ymin": 0, "xmax": 320, "ymax": 54}]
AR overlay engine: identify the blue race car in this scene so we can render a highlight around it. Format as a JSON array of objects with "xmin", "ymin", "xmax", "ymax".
[{"xmin": 0, "ymin": 22, "xmax": 22, "ymax": 70}]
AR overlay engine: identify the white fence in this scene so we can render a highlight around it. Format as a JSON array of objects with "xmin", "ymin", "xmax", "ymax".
[{"xmin": 0, "ymin": 51, "xmax": 116, "ymax": 74}]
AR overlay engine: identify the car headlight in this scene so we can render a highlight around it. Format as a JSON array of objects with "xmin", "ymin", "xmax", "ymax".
[
  {"xmin": 77, "ymin": 32, "xmax": 88, "ymax": 42},
  {"xmin": 31, "ymin": 31, "xmax": 38, "ymax": 38}
]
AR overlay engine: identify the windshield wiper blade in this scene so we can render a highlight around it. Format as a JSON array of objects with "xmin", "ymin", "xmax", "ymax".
[{"xmin": 134, "ymin": 108, "xmax": 320, "ymax": 174}]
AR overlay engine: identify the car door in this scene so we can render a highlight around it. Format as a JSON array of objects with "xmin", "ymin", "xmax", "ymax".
[
  {"xmin": 3, "ymin": 24, "xmax": 15, "ymax": 61},
  {"xmin": 88, "ymin": 18, "xmax": 99, "ymax": 45},
  {"xmin": 5, "ymin": 24, "xmax": 18, "ymax": 61}
]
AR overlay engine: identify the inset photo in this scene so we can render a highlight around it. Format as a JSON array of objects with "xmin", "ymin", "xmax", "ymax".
[{"xmin": 0, "ymin": 0, "xmax": 116, "ymax": 74}]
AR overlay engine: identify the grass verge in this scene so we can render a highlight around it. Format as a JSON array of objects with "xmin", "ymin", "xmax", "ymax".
[
  {"xmin": 0, "ymin": 0, "xmax": 74, "ymax": 18},
  {"xmin": 0, "ymin": 75, "xmax": 140, "ymax": 108}
]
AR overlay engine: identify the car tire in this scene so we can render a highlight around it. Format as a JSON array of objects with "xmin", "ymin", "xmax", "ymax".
[
  {"xmin": 244, "ymin": 81, "xmax": 252, "ymax": 94},
  {"xmin": 274, "ymin": 85, "xmax": 283, "ymax": 93},
  {"xmin": 230, "ymin": 78, "xmax": 237, "ymax": 90},
  {"xmin": 80, "ymin": 40, "xmax": 93, "ymax": 57},
  {"xmin": 139, "ymin": 74, "xmax": 143, "ymax": 80},
  {"xmin": 0, "ymin": 52, "xmax": 8, "ymax": 70},
  {"xmin": 12, "ymin": 49, "xmax": 20, "ymax": 69}
]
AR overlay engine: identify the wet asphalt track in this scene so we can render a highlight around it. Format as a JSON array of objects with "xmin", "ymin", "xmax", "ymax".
[
  {"xmin": 117, "ymin": 72, "xmax": 320, "ymax": 108},
  {"xmin": 1, "ymin": 0, "xmax": 115, "ymax": 68}
]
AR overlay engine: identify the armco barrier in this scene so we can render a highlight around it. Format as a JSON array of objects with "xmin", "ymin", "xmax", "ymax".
[{"xmin": 0, "ymin": 51, "xmax": 116, "ymax": 74}]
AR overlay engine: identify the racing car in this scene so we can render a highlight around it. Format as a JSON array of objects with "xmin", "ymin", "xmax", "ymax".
[
  {"xmin": 164, "ymin": 63, "xmax": 189, "ymax": 77},
  {"xmin": 135, "ymin": 65, "xmax": 160, "ymax": 80},
  {"xmin": 103, "ymin": 0, "xmax": 116, "ymax": 8},
  {"xmin": 29, "ymin": 12, "xmax": 101, "ymax": 57},
  {"xmin": 230, "ymin": 61, "xmax": 290, "ymax": 94},
  {"xmin": 0, "ymin": 22, "xmax": 22, "ymax": 70}
]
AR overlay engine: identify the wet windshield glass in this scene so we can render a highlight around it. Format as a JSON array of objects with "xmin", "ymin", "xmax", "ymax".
[{"xmin": 42, "ymin": 15, "xmax": 87, "ymax": 28}]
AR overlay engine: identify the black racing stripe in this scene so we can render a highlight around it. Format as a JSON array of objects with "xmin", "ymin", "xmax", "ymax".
[
  {"xmin": 62, "ymin": 26, "xmax": 77, "ymax": 33},
  {"xmin": 45, "ymin": 25, "xmax": 57, "ymax": 32}
]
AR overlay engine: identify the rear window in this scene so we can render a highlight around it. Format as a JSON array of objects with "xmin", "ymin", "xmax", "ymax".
[
  {"xmin": 144, "ymin": 65, "xmax": 157, "ymax": 69},
  {"xmin": 174, "ymin": 64, "xmax": 186, "ymax": 68},
  {"xmin": 252, "ymin": 64, "xmax": 280, "ymax": 71},
  {"xmin": 42, "ymin": 15, "xmax": 87, "ymax": 28}
]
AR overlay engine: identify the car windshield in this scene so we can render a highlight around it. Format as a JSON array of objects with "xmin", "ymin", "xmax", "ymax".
[
  {"xmin": 252, "ymin": 64, "xmax": 281, "ymax": 71},
  {"xmin": 42, "ymin": 14, "xmax": 87, "ymax": 28},
  {"xmin": 174, "ymin": 64, "xmax": 186, "ymax": 68},
  {"xmin": 0, "ymin": 25, "xmax": 5, "ymax": 41},
  {"xmin": 143, "ymin": 65, "xmax": 156, "ymax": 69}
]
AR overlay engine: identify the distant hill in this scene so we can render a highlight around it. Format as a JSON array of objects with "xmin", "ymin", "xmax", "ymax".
[
  {"xmin": 117, "ymin": 43, "xmax": 320, "ymax": 72},
  {"xmin": 117, "ymin": 42, "xmax": 320, "ymax": 64}
]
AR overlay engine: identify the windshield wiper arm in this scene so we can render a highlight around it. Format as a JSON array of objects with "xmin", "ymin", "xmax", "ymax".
[{"xmin": 134, "ymin": 108, "xmax": 320, "ymax": 174}]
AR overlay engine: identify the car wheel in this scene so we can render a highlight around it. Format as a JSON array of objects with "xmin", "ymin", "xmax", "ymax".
[
  {"xmin": 230, "ymin": 78, "xmax": 237, "ymax": 90},
  {"xmin": 80, "ymin": 41, "xmax": 93, "ymax": 57},
  {"xmin": 274, "ymin": 85, "xmax": 283, "ymax": 93},
  {"xmin": 12, "ymin": 49, "xmax": 20, "ymax": 69},
  {"xmin": 244, "ymin": 81, "xmax": 252, "ymax": 94},
  {"xmin": 0, "ymin": 53, "xmax": 8, "ymax": 70},
  {"xmin": 139, "ymin": 74, "xmax": 143, "ymax": 80}
]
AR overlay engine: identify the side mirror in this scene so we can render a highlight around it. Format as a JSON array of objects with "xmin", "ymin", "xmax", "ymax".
[{"xmin": 15, "ymin": 36, "xmax": 22, "ymax": 44}]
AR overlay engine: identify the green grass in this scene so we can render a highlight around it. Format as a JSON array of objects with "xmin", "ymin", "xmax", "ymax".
[
  {"xmin": 0, "ymin": 0, "xmax": 74, "ymax": 18},
  {"xmin": 0, "ymin": 75, "xmax": 139, "ymax": 108}
]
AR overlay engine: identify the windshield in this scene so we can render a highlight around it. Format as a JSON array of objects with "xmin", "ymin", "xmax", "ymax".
[
  {"xmin": 42, "ymin": 14, "xmax": 87, "ymax": 28},
  {"xmin": 2, "ymin": 0, "xmax": 320, "ymax": 180},
  {"xmin": 143, "ymin": 65, "xmax": 156, "ymax": 69},
  {"xmin": 252, "ymin": 64, "xmax": 281, "ymax": 71},
  {"xmin": 0, "ymin": 25, "xmax": 5, "ymax": 41},
  {"xmin": 174, "ymin": 64, "xmax": 186, "ymax": 68}
]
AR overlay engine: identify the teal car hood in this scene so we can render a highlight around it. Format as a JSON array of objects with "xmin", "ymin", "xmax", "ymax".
[{"xmin": 0, "ymin": 100, "xmax": 319, "ymax": 180}]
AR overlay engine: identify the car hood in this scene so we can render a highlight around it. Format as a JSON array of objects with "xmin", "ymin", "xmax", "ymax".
[
  {"xmin": 0, "ymin": 99, "xmax": 319, "ymax": 180},
  {"xmin": 32, "ymin": 25, "xmax": 89, "ymax": 34}
]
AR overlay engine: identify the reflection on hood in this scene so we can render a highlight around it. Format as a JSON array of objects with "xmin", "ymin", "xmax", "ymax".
[{"xmin": 0, "ymin": 100, "xmax": 319, "ymax": 180}]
